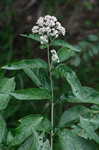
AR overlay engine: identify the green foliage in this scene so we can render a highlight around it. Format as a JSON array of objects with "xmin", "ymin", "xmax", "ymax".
[
  {"xmin": 0, "ymin": 77, "xmax": 15, "ymax": 110},
  {"xmin": 58, "ymin": 130, "xmax": 98, "ymax": 150},
  {"xmin": 1, "ymin": 29, "xmax": 99, "ymax": 149},
  {"xmin": 58, "ymin": 105, "xmax": 90, "ymax": 127},
  {"xmin": 0, "ymin": 115, "xmax": 6, "ymax": 144},
  {"xmin": 21, "ymin": 34, "xmax": 41, "ymax": 42},
  {"xmin": 51, "ymin": 39, "xmax": 80, "ymax": 52},
  {"xmin": 11, "ymin": 88, "xmax": 51, "ymax": 100},
  {"xmin": 2, "ymin": 59, "xmax": 48, "ymax": 70}
]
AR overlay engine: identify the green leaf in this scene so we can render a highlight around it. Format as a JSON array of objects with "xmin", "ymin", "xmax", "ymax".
[
  {"xmin": 9, "ymin": 115, "xmax": 43, "ymax": 146},
  {"xmin": 58, "ymin": 105, "xmax": 90, "ymax": 127},
  {"xmin": 66, "ymin": 71, "xmax": 99, "ymax": 104},
  {"xmin": 10, "ymin": 88, "xmax": 51, "ymax": 100},
  {"xmin": 50, "ymin": 39, "xmax": 80, "ymax": 52},
  {"xmin": 7, "ymin": 131, "xmax": 14, "ymax": 145},
  {"xmin": 0, "ymin": 115, "xmax": 6, "ymax": 144},
  {"xmin": 80, "ymin": 117, "xmax": 99, "ymax": 144},
  {"xmin": 57, "ymin": 47, "xmax": 75, "ymax": 62},
  {"xmin": 23, "ymin": 68, "xmax": 42, "ymax": 87},
  {"xmin": 32, "ymin": 131, "xmax": 51, "ymax": 150},
  {"xmin": 18, "ymin": 136, "xmax": 34, "ymax": 150},
  {"xmin": 56, "ymin": 65, "xmax": 99, "ymax": 105},
  {"xmin": 21, "ymin": 34, "xmax": 40, "ymax": 42},
  {"xmin": 58, "ymin": 129, "xmax": 98, "ymax": 150},
  {"xmin": 37, "ymin": 117, "xmax": 51, "ymax": 132},
  {"xmin": 87, "ymin": 34, "xmax": 98, "ymax": 42},
  {"xmin": 0, "ymin": 77, "xmax": 15, "ymax": 93},
  {"xmin": 2, "ymin": 59, "xmax": 48, "ymax": 70},
  {"xmin": 0, "ymin": 78, "xmax": 15, "ymax": 110}
]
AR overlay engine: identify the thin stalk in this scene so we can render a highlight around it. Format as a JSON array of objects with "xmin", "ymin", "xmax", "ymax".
[{"xmin": 47, "ymin": 45, "xmax": 54, "ymax": 150}]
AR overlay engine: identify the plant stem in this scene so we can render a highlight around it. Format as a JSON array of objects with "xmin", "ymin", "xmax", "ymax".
[{"xmin": 47, "ymin": 45, "xmax": 54, "ymax": 150}]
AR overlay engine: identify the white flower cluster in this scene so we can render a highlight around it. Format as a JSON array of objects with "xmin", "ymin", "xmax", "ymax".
[
  {"xmin": 51, "ymin": 49, "xmax": 60, "ymax": 63},
  {"xmin": 32, "ymin": 15, "xmax": 65, "ymax": 44}
]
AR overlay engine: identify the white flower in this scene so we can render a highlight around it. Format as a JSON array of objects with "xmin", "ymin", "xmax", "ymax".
[
  {"xmin": 60, "ymin": 27, "xmax": 65, "ymax": 36},
  {"xmin": 39, "ymin": 27, "xmax": 46, "ymax": 34},
  {"xmin": 40, "ymin": 35, "xmax": 48, "ymax": 44},
  {"xmin": 32, "ymin": 15, "xmax": 66, "ymax": 45},
  {"xmin": 51, "ymin": 16, "xmax": 57, "ymax": 22},
  {"xmin": 51, "ymin": 49, "xmax": 60, "ymax": 63},
  {"xmin": 36, "ymin": 17, "xmax": 44, "ymax": 26},
  {"xmin": 32, "ymin": 26, "xmax": 39, "ymax": 33}
]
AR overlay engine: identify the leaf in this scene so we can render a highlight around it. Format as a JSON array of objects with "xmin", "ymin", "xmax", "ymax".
[
  {"xmin": 21, "ymin": 34, "xmax": 40, "ymax": 42},
  {"xmin": 2, "ymin": 59, "xmax": 48, "ymax": 70},
  {"xmin": 50, "ymin": 39, "xmax": 80, "ymax": 52},
  {"xmin": 58, "ymin": 129, "xmax": 98, "ymax": 150},
  {"xmin": 56, "ymin": 65, "xmax": 99, "ymax": 105},
  {"xmin": 66, "ymin": 71, "xmax": 99, "ymax": 104},
  {"xmin": 0, "ymin": 77, "xmax": 15, "ymax": 93},
  {"xmin": 23, "ymin": 68, "xmax": 42, "ymax": 87},
  {"xmin": 0, "ymin": 115, "xmax": 6, "ymax": 144},
  {"xmin": 0, "ymin": 78, "xmax": 15, "ymax": 110},
  {"xmin": 9, "ymin": 115, "xmax": 43, "ymax": 146},
  {"xmin": 87, "ymin": 34, "xmax": 98, "ymax": 42},
  {"xmin": 7, "ymin": 131, "xmax": 14, "ymax": 145},
  {"xmin": 10, "ymin": 88, "xmax": 51, "ymax": 100},
  {"xmin": 32, "ymin": 131, "xmax": 51, "ymax": 150},
  {"xmin": 37, "ymin": 117, "xmax": 51, "ymax": 132},
  {"xmin": 18, "ymin": 136, "xmax": 34, "ymax": 150},
  {"xmin": 18, "ymin": 131, "xmax": 51, "ymax": 150},
  {"xmin": 31, "ymin": 131, "xmax": 51, "ymax": 150},
  {"xmin": 58, "ymin": 105, "xmax": 90, "ymax": 128},
  {"xmin": 57, "ymin": 47, "xmax": 76, "ymax": 62},
  {"xmin": 80, "ymin": 117, "xmax": 99, "ymax": 144}
]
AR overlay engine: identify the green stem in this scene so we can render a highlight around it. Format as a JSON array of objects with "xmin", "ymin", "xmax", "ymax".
[{"xmin": 47, "ymin": 45, "xmax": 54, "ymax": 150}]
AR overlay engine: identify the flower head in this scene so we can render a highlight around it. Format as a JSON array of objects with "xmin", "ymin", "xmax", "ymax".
[{"xmin": 32, "ymin": 15, "xmax": 65, "ymax": 44}]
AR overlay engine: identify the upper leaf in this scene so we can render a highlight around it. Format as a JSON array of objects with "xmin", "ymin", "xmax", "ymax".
[
  {"xmin": 50, "ymin": 39, "xmax": 80, "ymax": 52},
  {"xmin": 2, "ymin": 59, "xmax": 48, "ymax": 70},
  {"xmin": 58, "ymin": 105, "xmax": 90, "ymax": 128},
  {"xmin": 10, "ymin": 88, "xmax": 51, "ymax": 100},
  {"xmin": 57, "ymin": 47, "xmax": 75, "ymax": 62},
  {"xmin": 55, "ymin": 64, "xmax": 99, "ymax": 105},
  {"xmin": 21, "ymin": 34, "xmax": 40, "ymax": 42}
]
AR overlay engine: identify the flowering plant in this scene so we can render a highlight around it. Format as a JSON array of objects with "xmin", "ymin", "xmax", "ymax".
[{"xmin": 1, "ymin": 15, "xmax": 99, "ymax": 150}]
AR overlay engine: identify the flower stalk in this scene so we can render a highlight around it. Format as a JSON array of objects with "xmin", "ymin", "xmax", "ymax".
[{"xmin": 47, "ymin": 45, "xmax": 54, "ymax": 150}]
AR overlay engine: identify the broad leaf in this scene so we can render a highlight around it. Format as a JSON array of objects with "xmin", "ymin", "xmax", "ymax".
[
  {"xmin": 0, "ymin": 78, "xmax": 15, "ymax": 110},
  {"xmin": 10, "ymin": 88, "xmax": 51, "ymax": 100},
  {"xmin": 18, "ymin": 131, "xmax": 51, "ymax": 150},
  {"xmin": 0, "ymin": 115, "xmax": 6, "ymax": 144},
  {"xmin": 58, "ymin": 105, "xmax": 90, "ymax": 127},
  {"xmin": 80, "ymin": 117, "xmax": 99, "ymax": 144},
  {"xmin": 18, "ymin": 136, "xmax": 34, "ymax": 150},
  {"xmin": 50, "ymin": 39, "xmax": 80, "ymax": 52},
  {"xmin": 21, "ymin": 34, "xmax": 40, "ymax": 42},
  {"xmin": 57, "ymin": 47, "xmax": 75, "ymax": 62},
  {"xmin": 58, "ymin": 129, "xmax": 98, "ymax": 150},
  {"xmin": 2, "ymin": 59, "xmax": 48, "ymax": 70},
  {"xmin": 8, "ymin": 115, "xmax": 51, "ymax": 146},
  {"xmin": 23, "ymin": 68, "xmax": 42, "ymax": 87},
  {"xmin": 56, "ymin": 64, "xmax": 99, "ymax": 104},
  {"xmin": 8, "ymin": 115, "xmax": 43, "ymax": 146}
]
